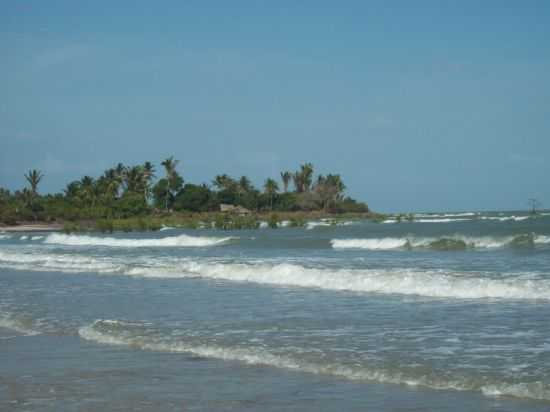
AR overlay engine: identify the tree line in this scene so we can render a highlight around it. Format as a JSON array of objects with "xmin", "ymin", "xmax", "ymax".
[{"xmin": 0, "ymin": 159, "xmax": 368, "ymax": 224}]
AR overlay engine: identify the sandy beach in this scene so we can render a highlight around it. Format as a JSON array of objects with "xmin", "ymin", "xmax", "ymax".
[{"xmin": 0, "ymin": 223, "xmax": 63, "ymax": 232}]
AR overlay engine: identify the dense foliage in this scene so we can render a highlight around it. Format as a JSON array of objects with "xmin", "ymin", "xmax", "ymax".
[{"xmin": 0, "ymin": 159, "xmax": 369, "ymax": 224}]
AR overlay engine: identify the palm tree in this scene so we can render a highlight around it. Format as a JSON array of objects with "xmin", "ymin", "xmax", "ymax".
[
  {"xmin": 100, "ymin": 168, "xmax": 122, "ymax": 200},
  {"xmin": 160, "ymin": 157, "xmax": 183, "ymax": 210},
  {"xmin": 239, "ymin": 176, "xmax": 253, "ymax": 193},
  {"xmin": 292, "ymin": 163, "xmax": 314, "ymax": 193},
  {"xmin": 124, "ymin": 166, "xmax": 145, "ymax": 194},
  {"xmin": 24, "ymin": 169, "xmax": 44, "ymax": 195},
  {"xmin": 79, "ymin": 176, "xmax": 96, "ymax": 208},
  {"xmin": 142, "ymin": 161, "xmax": 156, "ymax": 202},
  {"xmin": 213, "ymin": 174, "xmax": 236, "ymax": 191},
  {"xmin": 264, "ymin": 178, "xmax": 279, "ymax": 210},
  {"xmin": 292, "ymin": 171, "xmax": 304, "ymax": 193},
  {"xmin": 22, "ymin": 169, "xmax": 44, "ymax": 221},
  {"xmin": 314, "ymin": 174, "xmax": 346, "ymax": 211},
  {"xmin": 280, "ymin": 171, "xmax": 291, "ymax": 192},
  {"xmin": 300, "ymin": 163, "xmax": 314, "ymax": 192}
]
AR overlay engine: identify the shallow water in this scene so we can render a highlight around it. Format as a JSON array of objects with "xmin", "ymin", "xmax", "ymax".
[{"xmin": 1, "ymin": 211, "xmax": 550, "ymax": 411}]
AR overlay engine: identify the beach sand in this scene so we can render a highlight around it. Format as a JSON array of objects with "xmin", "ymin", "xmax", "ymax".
[{"xmin": 0, "ymin": 223, "xmax": 63, "ymax": 232}]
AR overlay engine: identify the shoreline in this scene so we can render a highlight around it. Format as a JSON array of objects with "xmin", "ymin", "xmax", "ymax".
[
  {"xmin": 0, "ymin": 223, "xmax": 64, "ymax": 233},
  {"xmin": 0, "ymin": 212, "xmax": 376, "ymax": 234}
]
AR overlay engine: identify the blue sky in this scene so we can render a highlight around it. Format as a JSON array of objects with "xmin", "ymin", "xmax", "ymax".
[{"xmin": 1, "ymin": 1, "xmax": 549, "ymax": 212}]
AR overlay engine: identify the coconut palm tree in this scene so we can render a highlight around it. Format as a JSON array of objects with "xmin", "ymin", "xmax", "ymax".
[
  {"xmin": 291, "ymin": 163, "xmax": 314, "ymax": 193},
  {"xmin": 142, "ymin": 161, "xmax": 156, "ymax": 202},
  {"xmin": 160, "ymin": 157, "xmax": 183, "ymax": 210},
  {"xmin": 23, "ymin": 170, "xmax": 44, "ymax": 221},
  {"xmin": 300, "ymin": 163, "xmax": 314, "ymax": 192},
  {"xmin": 124, "ymin": 166, "xmax": 145, "ymax": 194},
  {"xmin": 280, "ymin": 171, "xmax": 291, "ymax": 192},
  {"xmin": 24, "ymin": 169, "xmax": 44, "ymax": 196},
  {"xmin": 264, "ymin": 178, "xmax": 279, "ymax": 210},
  {"xmin": 314, "ymin": 174, "xmax": 346, "ymax": 211},
  {"xmin": 79, "ymin": 176, "xmax": 96, "ymax": 208}
]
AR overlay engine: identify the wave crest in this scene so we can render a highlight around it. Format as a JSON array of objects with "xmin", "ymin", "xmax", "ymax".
[
  {"xmin": 79, "ymin": 319, "xmax": 550, "ymax": 402},
  {"xmin": 43, "ymin": 233, "xmax": 234, "ymax": 248},
  {"xmin": 331, "ymin": 234, "xmax": 549, "ymax": 251},
  {"xmin": 126, "ymin": 261, "xmax": 550, "ymax": 300}
]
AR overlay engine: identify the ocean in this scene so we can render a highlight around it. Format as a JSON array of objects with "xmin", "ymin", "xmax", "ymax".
[{"xmin": 1, "ymin": 211, "xmax": 550, "ymax": 411}]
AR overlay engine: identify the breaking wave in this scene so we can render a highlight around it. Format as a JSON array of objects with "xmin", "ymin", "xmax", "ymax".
[
  {"xmin": 331, "ymin": 234, "xmax": 550, "ymax": 251},
  {"xmin": 415, "ymin": 212, "xmax": 478, "ymax": 218},
  {"xmin": 383, "ymin": 213, "xmax": 535, "ymax": 224},
  {"xmin": 0, "ymin": 312, "xmax": 40, "ymax": 336},
  {"xmin": 79, "ymin": 319, "xmax": 550, "ymax": 402},
  {"xmin": 306, "ymin": 220, "xmax": 355, "ymax": 230},
  {"xmin": 125, "ymin": 260, "xmax": 550, "ymax": 300},
  {"xmin": 0, "ymin": 250, "xmax": 123, "ymax": 273},
  {"xmin": 480, "ymin": 216, "xmax": 530, "ymax": 222},
  {"xmin": 2, "ymin": 249, "xmax": 550, "ymax": 300},
  {"xmin": 43, "ymin": 233, "xmax": 234, "ymax": 248}
]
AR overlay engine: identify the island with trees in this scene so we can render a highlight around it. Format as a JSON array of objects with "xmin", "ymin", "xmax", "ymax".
[{"xmin": 0, "ymin": 159, "xmax": 372, "ymax": 231}]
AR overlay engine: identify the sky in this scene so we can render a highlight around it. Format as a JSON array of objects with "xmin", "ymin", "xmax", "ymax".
[{"xmin": 1, "ymin": 1, "xmax": 549, "ymax": 212}]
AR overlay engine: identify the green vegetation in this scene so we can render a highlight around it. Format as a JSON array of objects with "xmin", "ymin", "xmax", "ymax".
[{"xmin": 0, "ymin": 159, "xmax": 373, "ymax": 231}]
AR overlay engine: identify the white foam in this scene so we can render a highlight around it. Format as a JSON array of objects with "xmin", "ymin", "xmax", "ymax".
[
  {"xmin": 43, "ymin": 233, "xmax": 234, "ymax": 248},
  {"xmin": 481, "ymin": 382, "xmax": 550, "ymax": 401},
  {"xmin": 78, "ymin": 320, "xmax": 465, "ymax": 390},
  {"xmin": 306, "ymin": 221, "xmax": 331, "ymax": 230},
  {"xmin": 306, "ymin": 220, "xmax": 354, "ymax": 229},
  {"xmin": 3, "ymin": 249, "xmax": 550, "ymax": 300},
  {"xmin": 480, "ymin": 216, "xmax": 530, "ymax": 222},
  {"xmin": 415, "ymin": 212, "xmax": 477, "ymax": 218},
  {"xmin": 331, "ymin": 234, "xmax": 550, "ymax": 250},
  {"xmin": 125, "ymin": 261, "xmax": 550, "ymax": 300},
  {"xmin": 159, "ymin": 226, "xmax": 176, "ymax": 231},
  {"xmin": 332, "ymin": 238, "xmax": 410, "ymax": 250},
  {"xmin": 0, "ymin": 250, "xmax": 123, "ymax": 273},
  {"xmin": 414, "ymin": 218, "xmax": 470, "ymax": 223},
  {"xmin": 31, "ymin": 235, "xmax": 44, "ymax": 240},
  {"xmin": 0, "ymin": 313, "xmax": 40, "ymax": 336},
  {"xmin": 80, "ymin": 320, "xmax": 550, "ymax": 401}
]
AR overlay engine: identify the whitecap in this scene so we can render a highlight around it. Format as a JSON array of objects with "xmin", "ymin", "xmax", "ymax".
[{"xmin": 43, "ymin": 233, "xmax": 234, "ymax": 248}]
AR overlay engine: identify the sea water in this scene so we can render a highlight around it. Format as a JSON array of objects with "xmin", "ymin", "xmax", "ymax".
[{"xmin": 1, "ymin": 211, "xmax": 550, "ymax": 411}]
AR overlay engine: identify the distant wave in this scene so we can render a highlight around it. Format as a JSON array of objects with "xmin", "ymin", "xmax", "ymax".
[
  {"xmin": 305, "ymin": 220, "xmax": 356, "ymax": 230},
  {"xmin": 159, "ymin": 226, "xmax": 176, "ymax": 231},
  {"xmin": 43, "ymin": 233, "xmax": 234, "ymax": 248},
  {"xmin": 415, "ymin": 218, "xmax": 471, "ymax": 223},
  {"xmin": 415, "ymin": 212, "xmax": 478, "ymax": 218},
  {"xmin": 306, "ymin": 221, "xmax": 332, "ymax": 230},
  {"xmin": 383, "ymin": 214, "xmax": 534, "ymax": 224},
  {"xmin": 480, "ymin": 216, "xmax": 530, "ymax": 222},
  {"xmin": 79, "ymin": 319, "xmax": 550, "ymax": 402},
  {"xmin": 331, "ymin": 234, "xmax": 549, "ymax": 251},
  {"xmin": 382, "ymin": 218, "xmax": 470, "ymax": 224}
]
